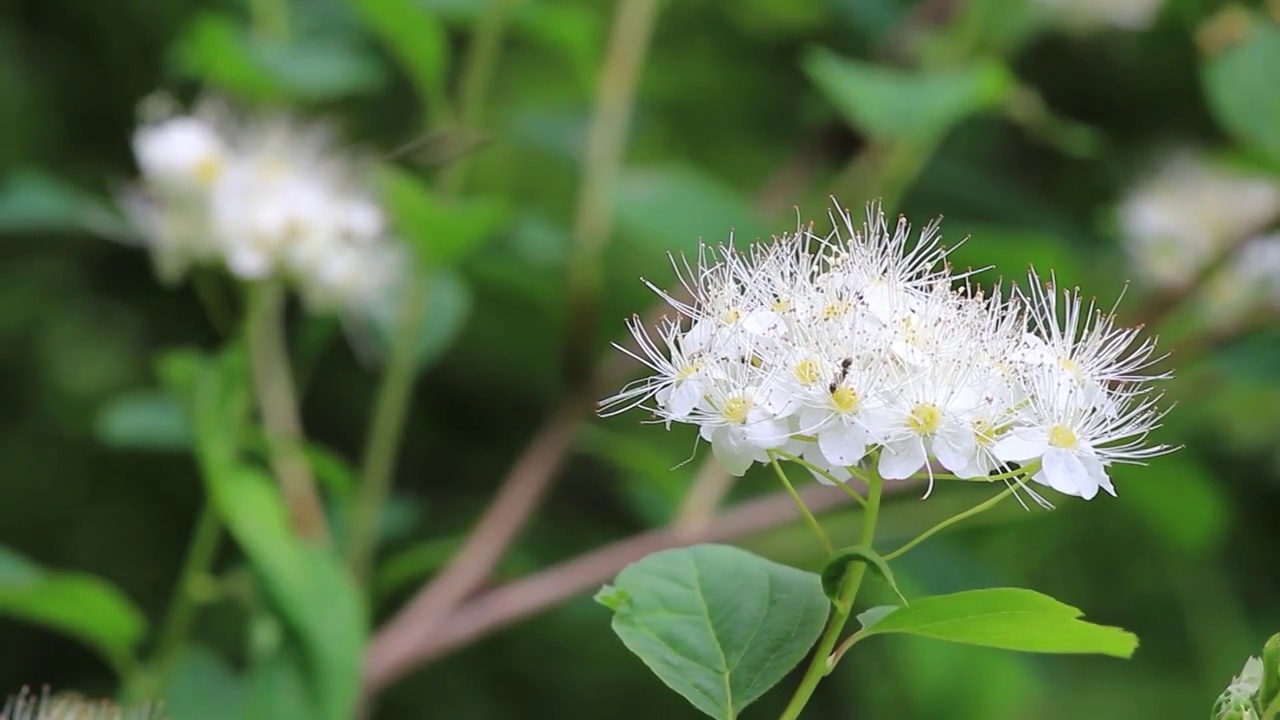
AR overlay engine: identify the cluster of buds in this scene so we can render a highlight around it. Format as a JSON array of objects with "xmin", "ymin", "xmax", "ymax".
[
  {"xmin": 602, "ymin": 204, "xmax": 1172, "ymax": 502},
  {"xmin": 122, "ymin": 96, "xmax": 404, "ymax": 315}
]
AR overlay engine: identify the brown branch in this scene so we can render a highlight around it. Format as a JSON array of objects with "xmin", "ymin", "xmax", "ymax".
[
  {"xmin": 361, "ymin": 394, "xmax": 588, "ymax": 694},
  {"xmin": 365, "ymin": 483, "xmax": 858, "ymax": 690}
]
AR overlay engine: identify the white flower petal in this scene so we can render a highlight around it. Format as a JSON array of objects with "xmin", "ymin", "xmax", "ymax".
[
  {"xmin": 992, "ymin": 427, "xmax": 1050, "ymax": 462},
  {"xmin": 878, "ymin": 439, "xmax": 928, "ymax": 480},
  {"xmin": 817, "ymin": 421, "xmax": 869, "ymax": 467}
]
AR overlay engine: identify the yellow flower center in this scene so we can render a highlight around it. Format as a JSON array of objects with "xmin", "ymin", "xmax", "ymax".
[
  {"xmin": 831, "ymin": 386, "xmax": 860, "ymax": 413},
  {"xmin": 194, "ymin": 156, "xmax": 223, "ymax": 186},
  {"xmin": 907, "ymin": 404, "xmax": 942, "ymax": 435},
  {"xmin": 722, "ymin": 308, "xmax": 742, "ymax": 324},
  {"xmin": 771, "ymin": 298, "xmax": 792, "ymax": 313},
  {"xmin": 676, "ymin": 361, "xmax": 702, "ymax": 380},
  {"xmin": 1048, "ymin": 424, "xmax": 1077, "ymax": 449},
  {"xmin": 823, "ymin": 301, "xmax": 851, "ymax": 320},
  {"xmin": 973, "ymin": 419, "xmax": 996, "ymax": 446},
  {"xmin": 793, "ymin": 359, "xmax": 821, "ymax": 386},
  {"xmin": 722, "ymin": 396, "xmax": 753, "ymax": 425}
]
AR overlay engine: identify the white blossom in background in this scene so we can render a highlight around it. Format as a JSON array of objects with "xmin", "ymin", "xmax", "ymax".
[
  {"xmin": 600, "ymin": 202, "xmax": 1173, "ymax": 502},
  {"xmin": 1199, "ymin": 234, "xmax": 1280, "ymax": 326},
  {"xmin": 123, "ymin": 95, "xmax": 404, "ymax": 315},
  {"xmin": 1213, "ymin": 656, "xmax": 1264, "ymax": 720},
  {"xmin": 1031, "ymin": 0, "xmax": 1166, "ymax": 31},
  {"xmin": 1119, "ymin": 152, "xmax": 1280, "ymax": 290}
]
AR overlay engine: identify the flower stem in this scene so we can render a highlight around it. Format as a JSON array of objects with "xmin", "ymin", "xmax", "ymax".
[
  {"xmin": 778, "ymin": 468, "xmax": 883, "ymax": 720},
  {"xmin": 147, "ymin": 503, "xmax": 222, "ymax": 692},
  {"xmin": 882, "ymin": 482, "xmax": 1018, "ymax": 562},
  {"xmin": 437, "ymin": 0, "xmax": 513, "ymax": 194},
  {"xmin": 245, "ymin": 280, "xmax": 329, "ymax": 544},
  {"xmin": 348, "ymin": 277, "xmax": 428, "ymax": 584},
  {"xmin": 770, "ymin": 449, "xmax": 866, "ymax": 508},
  {"xmin": 768, "ymin": 453, "xmax": 833, "ymax": 554}
]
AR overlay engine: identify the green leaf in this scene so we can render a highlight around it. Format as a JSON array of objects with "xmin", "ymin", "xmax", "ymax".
[
  {"xmin": 95, "ymin": 390, "xmax": 193, "ymax": 452},
  {"xmin": 376, "ymin": 164, "xmax": 507, "ymax": 266},
  {"xmin": 349, "ymin": 0, "xmax": 449, "ymax": 106},
  {"xmin": 1202, "ymin": 16, "xmax": 1280, "ymax": 163},
  {"xmin": 207, "ymin": 468, "xmax": 368, "ymax": 720},
  {"xmin": 0, "ymin": 171, "xmax": 133, "ymax": 240},
  {"xmin": 1261, "ymin": 633, "xmax": 1280, "ymax": 712},
  {"xmin": 821, "ymin": 545, "xmax": 907, "ymax": 608},
  {"xmin": 165, "ymin": 646, "xmax": 246, "ymax": 720},
  {"xmin": 600, "ymin": 544, "xmax": 829, "ymax": 719},
  {"xmin": 803, "ymin": 47, "xmax": 1014, "ymax": 142},
  {"xmin": 244, "ymin": 641, "xmax": 319, "ymax": 720},
  {"xmin": 0, "ymin": 545, "xmax": 147, "ymax": 674},
  {"xmin": 856, "ymin": 588, "xmax": 1138, "ymax": 658},
  {"xmin": 173, "ymin": 13, "xmax": 384, "ymax": 102},
  {"xmin": 614, "ymin": 165, "xmax": 773, "ymax": 253}
]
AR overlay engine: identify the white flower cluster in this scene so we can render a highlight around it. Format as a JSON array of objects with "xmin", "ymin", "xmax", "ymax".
[
  {"xmin": 123, "ymin": 97, "xmax": 404, "ymax": 314},
  {"xmin": 1119, "ymin": 151, "xmax": 1280, "ymax": 323},
  {"xmin": 602, "ymin": 204, "xmax": 1172, "ymax": 501}
]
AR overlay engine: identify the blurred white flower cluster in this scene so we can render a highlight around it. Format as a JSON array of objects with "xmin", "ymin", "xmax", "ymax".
[
  {"xmin": 1119, "ymin": 151, "xmax": 1280, "ymax": 324},
  {"xmin": 602, "ymin": 204, "xmax": 1171, "ymax": 501},
  {"xmin": 1213, "ymin": 656, "xmax": 1263, "ymax": 720},
  {"xmin": 1032, "ymin": 0, "xmax": 1165, "ymax": 31},
  {"xmin": 123, "ymin": 96, "xmax": 404, "ymax": 314}
]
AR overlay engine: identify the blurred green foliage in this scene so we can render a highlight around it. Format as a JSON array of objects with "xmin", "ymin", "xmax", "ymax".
[{"xmin": 2, "ymin": 0, "xmax": 1280, "ymax": 718}]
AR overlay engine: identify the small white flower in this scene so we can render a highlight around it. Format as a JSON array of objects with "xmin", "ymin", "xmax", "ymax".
[
  {"xmin": 1213, "ymin": 656, "xmax": 1264, "ymax": 720},
  {"xmin": 132, "ymin": 115, "xmax": 227, "ymax": 192}
]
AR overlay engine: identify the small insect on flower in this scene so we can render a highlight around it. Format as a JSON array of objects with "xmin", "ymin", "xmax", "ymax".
[
  {"xmin": 599, "ymin": 200, "xmax": 1175, "ymax": 502},
  {"xmin": 121, "ymin": 94, "xmax": 406, "ymax": 317}
]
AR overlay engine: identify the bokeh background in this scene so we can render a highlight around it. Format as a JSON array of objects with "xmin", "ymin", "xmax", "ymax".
[{"xmin": 3, "ymin": 0, "xmax": 1280, "ymax": 717}]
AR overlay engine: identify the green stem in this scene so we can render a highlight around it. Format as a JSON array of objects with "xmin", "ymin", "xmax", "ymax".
[
  {"xmin": 770, "ymin": 450, "xmax": 866, "ymax": 508},
  {"xmin": 148, "ymin": 503, "xmax": 222, "ymax": 691},
  {"xmin": 778, "ymin": 469, "xmax": 884, "ymax": 720},
  {"xmin": 1264, "ymin": 691, "xmax": 1280, "ymax": 720},
  {"xmin": 348, "ymin": 278, "xmax": 428, "ymax": 584},
  {"xmin": 245, "ymin": 280, "xmax": 329, "ymax": 543},
  {"xmin": 437, "ymin": 0, "xmax": 513, "ymax": 194},
  {"xmin": 563, "ymin": 0, "xmax": 660, "ymax": 380},
  {"xmin": 768, "ymin": 453, "xmax": 833, "ymax": 554},
  {"xmin": 882, "ymin": 482, "xmax": 1019, "ymax": 562}
]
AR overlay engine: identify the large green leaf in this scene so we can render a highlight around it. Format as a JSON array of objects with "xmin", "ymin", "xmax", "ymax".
[
  {"xmin": 207, "ymin": 468, "xmax": 367, "ymax": 720},
  {"xmin": 803, "ymin": 47, "xmax": 1014, "ymax": 142},
  {"xmin": 597, "ymin": 544, "xmax": 829, "ymax": 719},
  {"xmin": 165, "ymin": 646, "xmax": 246, "ymax": 720},
  {"xmin": 614, "ymin": 165, "xmax": 773, "ymax": 252},
  {"xmin": 173, "ymin": 13, "xmax": 384, "ymax": 102},
  {"xmin": 1202, "ymin": 16, "xmax": 1280, "ymax": 163},
  {"xmin": 855, "ymin": 588, "xmax": 1138, "ymax": 658},
  {"xmin": 348, "ymin": 0, "xmax": 449, "ymax": 107},
  {"xmin": 0, "ymin": 546, "xmax": 147, "ymax": 675}
]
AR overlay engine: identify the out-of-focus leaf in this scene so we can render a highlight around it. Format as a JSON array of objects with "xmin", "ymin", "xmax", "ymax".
[
  {"xmin": 0, "ymin": 171, "xmax": 133, "ymax": 240},
  {"xmin": 803, "ymin": 47, "xmax": 1014, "ymax": 142},
  {"xmin": 368, "ymin": 268, "xmax": 473, "ymax": 371},
  {"xmin": 1202, "ymin": 16, "xmax": 1280, "ymax": 163},
  {"xmin": 348, "ymin": 0, "xmax": 448, "ymax": 106},
  {"xmin": 166, "ymin": 646, "xmax": 245, "ymax": 720},
  {"xmin": 512, "ymin": 3, "xmax": 601, "ymax": 90},
  {"xmin": 244, "ymin": 641, "xmax": 317, "ymax": 720},
  {"xmin": 208, "ymin": 468, "xmax": 367, "ymax": 720},
  {"xmin": 598, "ymin": 544, "xmax": 829, "ymax": 719},
  {"xmin": 1113, "ymin": 455, "xmax": 1227, "ymax": 553},
  {"xmin": 95, "ymin": 390, "xmax": 192, "ymax": 452},
  {"xmin": 1262, "ymin": 633, "xmax": 1280, "ymax": 711},
  {"xmin": 376, "ymin": 164, "xmax": 507, "ymax": 266},
  {"xmin": 615, "ymin": 165, "xmax": 773, "ymax": 253},
  {"xmin": 945, "ymin": 224, "xmax": 1086, "ymax": 285},
  {"xmin": 855, "ymin": 588, "xmax": 1138, "ymax": 658},
  {"xmin": 173, "ymin": 13, "xmax": 383, "ymax": 102},
  {"xmin": 0, "ymin": 545, "xmax": 147, "ymax": 674}
]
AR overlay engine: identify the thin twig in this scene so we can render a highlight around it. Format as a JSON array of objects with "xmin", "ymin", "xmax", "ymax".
[
  {"xmin": 364, "ymin": 483, "xmax": 856, "ymax": 688},
  {"xmin": 361, "ymin": 394, "xmax": 589, "ymax": 695}
]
